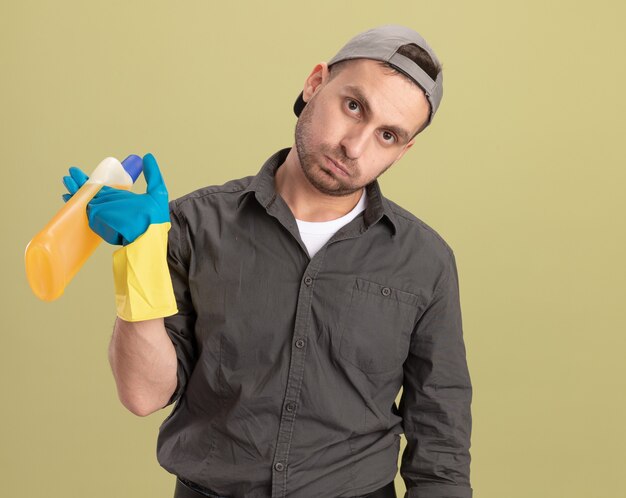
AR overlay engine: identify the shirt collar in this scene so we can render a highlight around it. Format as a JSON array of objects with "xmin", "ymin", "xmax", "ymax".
[{"xmin": 236, "ymin": 147, "xmax": 398, "ymax": 237}]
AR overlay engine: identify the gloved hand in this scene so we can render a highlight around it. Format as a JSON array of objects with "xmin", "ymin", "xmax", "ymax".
[
  {"xmin": 62, "ymin": 153, "xmax": 178, "ymax": 322},
  {"xmin": 62, "ymin": 169, "xmax": 114, "ymax": 202},
  {"xmin": 62, "ymin": 153, "xmax": 169, "ymax": 246}
]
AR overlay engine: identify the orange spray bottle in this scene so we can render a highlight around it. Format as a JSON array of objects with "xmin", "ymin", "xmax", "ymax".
[{"xmin": 25, "ymin": 155, "xmax": 143, "ymax": 301}]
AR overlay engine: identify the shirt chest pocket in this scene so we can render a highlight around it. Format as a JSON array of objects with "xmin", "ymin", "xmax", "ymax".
[{"xmin": 338, "ymin": 278, "xmax": 423, "ymax": 374}]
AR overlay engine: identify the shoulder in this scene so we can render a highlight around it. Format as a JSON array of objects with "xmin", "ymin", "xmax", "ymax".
[
  {"xmin": 385, "ymin": 197, "xmax": 455, "ymax": 263},
  {"xmin": 171, "ymin": 175, "xmax": 255, "ymax": 207},
  {"xmin": 168, "ymin": 174, "xmax": 255, "ymax": 218}
]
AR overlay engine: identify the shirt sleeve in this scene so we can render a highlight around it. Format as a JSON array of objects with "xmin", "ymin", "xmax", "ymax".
[
  {"xmin": 162, "ymin": 200, "xmax": 198, "ymax": 408},
  {"xmin": 399, "ymin": 250, "xmax": 473, "ymax": 498}
]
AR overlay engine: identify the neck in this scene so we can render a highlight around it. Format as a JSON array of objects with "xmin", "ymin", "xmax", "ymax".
[{"xmin": 275, "ymin": 146, "xmax": 364, "ymax": 222}]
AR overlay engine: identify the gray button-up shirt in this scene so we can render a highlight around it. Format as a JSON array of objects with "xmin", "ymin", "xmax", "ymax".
[{"xmin": 157, "ymin": 148, "xmax": 473, "ymax": 498}]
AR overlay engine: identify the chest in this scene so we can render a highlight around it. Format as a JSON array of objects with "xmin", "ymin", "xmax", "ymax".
[{"xmin": 187, "ymin": 216, "xmax": 431, "ymax": 375}]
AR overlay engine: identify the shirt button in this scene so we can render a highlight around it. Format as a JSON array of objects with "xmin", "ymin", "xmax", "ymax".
[
  {"xmin": 286, "ymin": 402, "xmax": 296, "ymax": 412},
  {"xmin": 274, "ymin": 462, "xmax": 285, "ymax": 472},
  {"xmin": 295, "ymin": 338, "xmax": 305, "ymax": 348},
  {"xmin": 304, "ymin": 276, "xmax": 313, "ymax": 285},
  {"xmin": 381, "ymin": 286, "xmax": 391, "ymax": 297}
]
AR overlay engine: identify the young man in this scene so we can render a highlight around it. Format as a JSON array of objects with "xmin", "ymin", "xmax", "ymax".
[{"xmin": 64, "ymin": 24, "xmax": 472, "ymax": 498}]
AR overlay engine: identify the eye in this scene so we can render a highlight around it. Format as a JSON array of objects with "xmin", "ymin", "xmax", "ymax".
[
  {"xmin": 381, "ymin": 130, "xmax": 397, "ymax": 144},
  {"xmin": 345, "ymin": 98, "xmax": 361, "ymax": 115}
]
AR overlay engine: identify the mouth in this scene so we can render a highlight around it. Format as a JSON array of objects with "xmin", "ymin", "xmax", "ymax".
[{"xmin": 324, "ymin": 156, "xmax": 349, "ymax": 177}]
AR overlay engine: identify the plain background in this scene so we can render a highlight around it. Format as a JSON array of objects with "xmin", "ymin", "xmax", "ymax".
[{"xmin": 2, "ymin": 1, "xmax": 625, "ymax": 497}]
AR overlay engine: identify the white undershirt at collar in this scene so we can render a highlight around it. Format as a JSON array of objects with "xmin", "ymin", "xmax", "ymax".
[
  {"xmin": 295, "ymin": 188, "xmax": 368, "ymax": 234},
  {"xmin": 294, "ymin": 189, "xmax": 367, "ymax": 258}
]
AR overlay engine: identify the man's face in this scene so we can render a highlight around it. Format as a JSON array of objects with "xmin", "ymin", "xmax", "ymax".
[{"xmin": 295, "ymin": 58, "xmax": 430, "ymax": 197}]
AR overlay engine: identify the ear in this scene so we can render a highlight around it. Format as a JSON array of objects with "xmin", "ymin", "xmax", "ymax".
[{"xmin": 302, "ymin": 62, "xmax": 329, "ymax": 103}]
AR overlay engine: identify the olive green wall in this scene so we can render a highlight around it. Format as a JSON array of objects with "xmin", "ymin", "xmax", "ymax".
[{"xmin": 2, "ymin": 1, "xmax": 625, "ymax": 497}]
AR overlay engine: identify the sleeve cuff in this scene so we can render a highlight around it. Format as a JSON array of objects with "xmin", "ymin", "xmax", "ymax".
[{"xmin": 405, "ymin": 484, "xmax": 473, "ymax": 498}]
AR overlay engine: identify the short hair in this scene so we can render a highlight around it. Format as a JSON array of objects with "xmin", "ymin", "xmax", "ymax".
[{"xmin": 328, "ymin": 43, "xmax": 442, "ymax": 137}]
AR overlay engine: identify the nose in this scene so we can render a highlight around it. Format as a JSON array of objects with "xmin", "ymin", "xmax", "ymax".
[{"xmin": 339, "ymin": 126, "xmax": 369, "ymax": 160}]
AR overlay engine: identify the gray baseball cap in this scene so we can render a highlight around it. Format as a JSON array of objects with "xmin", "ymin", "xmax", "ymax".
[{"xmin": 293, "ymin": 24, "xmax": 443, "ymax": 132}]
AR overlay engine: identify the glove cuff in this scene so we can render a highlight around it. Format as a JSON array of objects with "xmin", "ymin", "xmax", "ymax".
[{"xmin": 112, "ymin": 222, "xmax": 178, "ymax": 322}]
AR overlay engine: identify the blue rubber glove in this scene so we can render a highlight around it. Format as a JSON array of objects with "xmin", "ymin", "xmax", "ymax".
[{"xmin": 62, "ymin": 153, "xmax": 170, "ymax": 246}]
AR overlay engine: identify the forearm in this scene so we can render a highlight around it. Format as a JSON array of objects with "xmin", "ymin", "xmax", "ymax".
[{"xmin": 108, "ymin": 316, "xmax": 178, "ymax": 416}]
